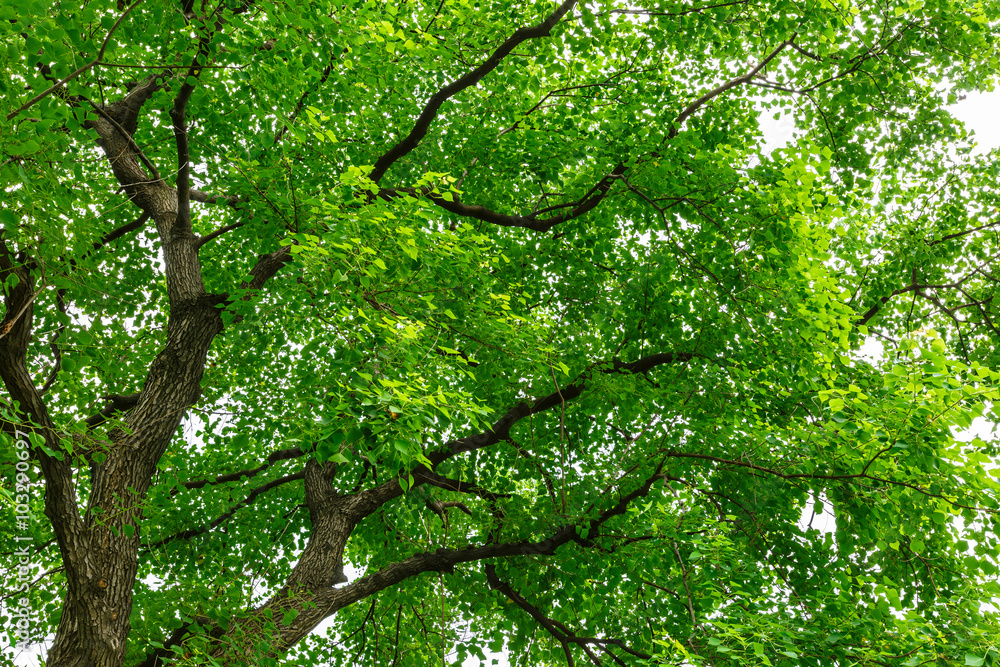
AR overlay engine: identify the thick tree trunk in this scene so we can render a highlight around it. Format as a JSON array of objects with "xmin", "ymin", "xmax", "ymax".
[{"xmin": 31, "ymin": 77, "xmax": 227, "ymax": 667}]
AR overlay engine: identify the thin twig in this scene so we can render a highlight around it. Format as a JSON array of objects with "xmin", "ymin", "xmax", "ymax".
[{"xmin": 6, "ymin": 0, "xmax": 147, "ymax": 120}]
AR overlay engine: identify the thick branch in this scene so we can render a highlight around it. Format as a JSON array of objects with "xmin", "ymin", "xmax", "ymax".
[
  {"xmin": 345, "ymin": 352, "xmax": 700, "ymax": 536},
  {"xmin": 245, "ymin": 466, "xmax": 674, "ymax": 659},
  {"xmin": 170, "ymin": 61, "xmax": 201, "ymax": 237},
  {"xmin": 189, "ymin": 189, "xmax": 240, "ymax": 206},
  {"xmin": 245, "ymin": 246, "xmax": 294, "ymax": 291},
  {"xmin": 87, "ymin": 99, "xmax": 162, "ymax": 182},
  {"xmin": 0, "ymin": 239, "xmax": 85, "ymax": 571},
  {"xmin": 83, "ymin": 392, "xmax": 141, "ymax": 428}
]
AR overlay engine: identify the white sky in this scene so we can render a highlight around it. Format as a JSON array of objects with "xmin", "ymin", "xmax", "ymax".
[
  {"xmin": 949, "ymin": 90, "xmax": 1000, "ymax": 154},
  {"xmin": 761, "ymin": 89, "xmax": 1000, "ymax": 155}
]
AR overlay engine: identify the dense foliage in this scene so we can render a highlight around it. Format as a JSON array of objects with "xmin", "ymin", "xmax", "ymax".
[{"xmin": 2, "ymin": 0, "xmax": 1000, "ymax": 665}]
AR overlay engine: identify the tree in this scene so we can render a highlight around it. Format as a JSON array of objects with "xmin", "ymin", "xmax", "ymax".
[{"xmin": 2, "ymin": 0, "xmax": 1000, "ymax": 664}]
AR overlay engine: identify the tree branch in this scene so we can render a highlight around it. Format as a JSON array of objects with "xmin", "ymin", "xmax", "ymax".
[
  {"xmin": 170, "ymin": 60, "xmax": 201, "ymax": 237},
  {"xmin": 671, "ymin": 35, "xmax": 796, "ymax": 136},
  {"xmin": 413, "ymin": 468, "xmax": 510, "ymax": 503},
  {"xmin": 274, "ymin": 50, "xmax": 338, "ymax": 146},
  {"xmin": 379, "ymin": 163, "xmax": 627, "ymax": 232},
  {"xmin": 245, "ymin": 246, "xmax": 294, "ymax": 292},
  {"xmin": 5, "ymin": 0, "xmax": 147, "ymax": 120},
  {"xmin": 39, "ymin": 289, "xmax": 68, "ymax": 394},
  {"xmin": 87, "ymin": 99, "xmax": 162, "ymax": 182},
  {"xmin": 83, "ymin": 392, "xmax": 141, "ymax": 428},
  {"xmin": 144, "ymin": 471, "xmax": 306, "ymax": 549},
  {"xmin": 189, "ymin": 189, "xmax": 240, "ymax": 206},
  {"xmin": 251, "ymin": 466, "xmax": 675, "ymax": 657},
  {"xmin": 0, "ymin": 238, "xmax": 85, "ymax": 572},
  {"xmin": 376, "ymin": 39, "xmax": 794, "ymax": 233},
  {"xmin": 343, "ymin": 352, "xmax": 701, "ymax": 543},
  {"xmin": 486, "ymin": 563, "xmax": 582, "ymax": 666},
  {"xmin": 664, "ymin": 451, "xmax": 995, "ymax": 514},
  {"xmin": 178, "ymin": 446, "xmax": 306, "ymax": 491},
  {"xmin": 93, "ymin": 212, "xmax": 151, "ymax": 253},
  {"xmin": 368, "ymin": 0, "xmax": 579, "ymax": 183},
  {"xmin": 195, "ymin": 221, "xmax": 245, "ymax": 249},
  {"xmin": 485, "ymin": 563, "xmax": 646, "ymax": 666}
]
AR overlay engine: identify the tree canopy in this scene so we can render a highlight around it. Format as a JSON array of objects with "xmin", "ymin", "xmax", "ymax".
[{"xmin": 2, "ymin": 0, "xmax": 1000, "ymax": 665}]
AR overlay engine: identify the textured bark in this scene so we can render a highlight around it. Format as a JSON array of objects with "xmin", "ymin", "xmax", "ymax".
[{"xmin": 29, "ymin": 72, "xmax": 230, "ymax": 667}]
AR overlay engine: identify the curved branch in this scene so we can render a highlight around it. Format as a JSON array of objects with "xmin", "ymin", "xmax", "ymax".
[
  {"xmin": 379, "ymin": 163, "xmax": 627, "ymax": 232},
  {"xmin": 195, "ymin": 221, "xmax": 245, "ymax": 249},
  {"xmin": 377, "ymin": 38, "xmax": 794, "ymax": 232},
  {"xmin": 341, "ymin": 353, "xmax": 702, "ymax": 572},
  {"xmin": 248, "ymin": 466, "xmax": 677, "ymax": 657},
  {"xmin": 83, "ymin": 392, "xmax": 141, "ymax": 428},
  {"xmin": 5, "ymin": 0, "xmax": 147, "ymax": 120},
  {"xmin": 486, "ymin": 564, "xmax": 648, "ymax": 666},
  {"xmin": 0, "ymin": 239, "xmax": 85, "ymax": 569},
  {"xmin": 671, "ymin": 35, "xmax": 796, "ymax": 135},
  {"xmin": 368, "ymin": 0, "xmax": 578, "ymax": 183},
  {"xmin": 144, "ymin": 471, "xmax": 306, "ymax": 549},
  {"xmin": 178, "ymin": 446, "xmax": 306, "ymax": 491},
  {"xmin": 486, "ymin": 563, "xmax": 582, "ymax": 666},
  {"xmin": 244, "ymin": 245, "xmax": 294, "ymax": 292}
]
